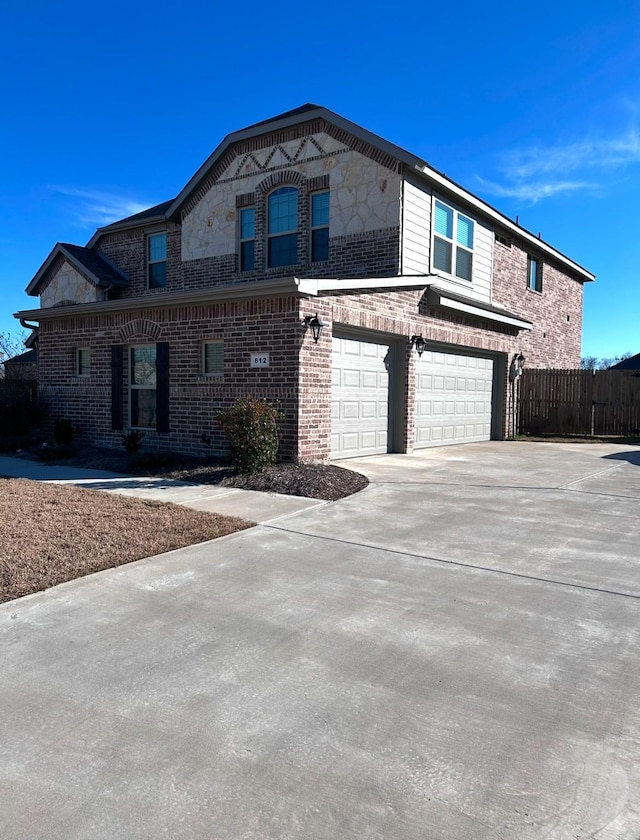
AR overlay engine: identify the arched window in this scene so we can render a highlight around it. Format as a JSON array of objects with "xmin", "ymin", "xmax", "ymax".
[{"xmin": 267, "ymin": 186, "xmax": 298, "ymax": 268}]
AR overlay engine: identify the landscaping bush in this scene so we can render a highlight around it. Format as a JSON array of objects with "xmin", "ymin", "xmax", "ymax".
[
  {"xmin": 122, "ymin": 429, "xmax": 144, "ymax": 454},
  {"xmin": 217, "ymin": 397, "xmax": 282, "ymax": 474},
  {"xmin": 53, "ymin": 418, "xmax": 74, "ymax": 445}
]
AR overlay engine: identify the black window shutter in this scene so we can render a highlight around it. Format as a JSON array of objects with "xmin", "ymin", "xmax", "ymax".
[
  {"xmin": 156, "ymin": 342, "xmax": 170, "ymax": 433},
  {"xmin": 111, "ymin": 345, "xmax": 124, "ymax": 431}
]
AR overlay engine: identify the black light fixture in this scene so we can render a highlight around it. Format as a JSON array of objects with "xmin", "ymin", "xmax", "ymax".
[
  {"xmin": 303, "ymin": 313, "xmax": 324, "ymax": 343},
  {"xmin": 509, "ymin": 352, "xmax": 526, "ymax": 380},
  {"xmin": 410, "ymin": 334, "xmax": 427, "ymax": 357}
]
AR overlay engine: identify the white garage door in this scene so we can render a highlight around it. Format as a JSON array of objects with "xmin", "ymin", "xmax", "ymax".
[
  {"xmin": 331, "ymin": 335, "xmax": 390, "ymax": 459},
  {"xmin": 415, "ymin": 349, "xmax": 494, "ymax": 448}
]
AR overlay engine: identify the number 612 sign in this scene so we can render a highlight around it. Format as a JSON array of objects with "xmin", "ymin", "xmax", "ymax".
[{"xmin": 250, "ymin": 353, "xmax": 270, "ymax": 368}]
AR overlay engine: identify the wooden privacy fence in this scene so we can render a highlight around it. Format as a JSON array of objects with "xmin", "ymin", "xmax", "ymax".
[{"xmin": 518, "ymin": 369, "xmax": 640, "ymax": 436}]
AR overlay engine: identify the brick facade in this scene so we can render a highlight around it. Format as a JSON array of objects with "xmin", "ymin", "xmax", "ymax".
[{"xmin": 20, "ymin": 106, "xmax": 592, "ymax": 461}]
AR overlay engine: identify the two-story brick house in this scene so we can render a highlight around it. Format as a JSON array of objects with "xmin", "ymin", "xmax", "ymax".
[{"xmin": 15, "ymin": 104, "xmax": 594, "ymax": 461}]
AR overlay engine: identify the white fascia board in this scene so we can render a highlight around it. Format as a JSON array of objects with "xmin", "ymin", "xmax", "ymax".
[
  {"xmin": 294, "ymin": 275, "xmax": 434, "ymax": 295},
  {"xmin": 437, "ymin": 294, "xmax": 532, "ymax": 330},
  {"xmin": 15, "ymin": 277, "xmax": 302, "ymax": 322},
  {"xmin": 414, "ymin": 166, "xmax": 594, "ymax": 282}
]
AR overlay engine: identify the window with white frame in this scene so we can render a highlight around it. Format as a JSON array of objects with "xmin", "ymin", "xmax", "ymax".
[
  {"xmin": 239, "ymin": 207, "xmax": 255, "ymax": 272},
  {"xmin": 130, "ymin": 345, "xmax": 157, "ymax": 428},
  {"xmin": 202, "ymin": 341, "xmax": 224, "ymax": 376},
  {"xmin": 310, "ymin": 191, "xmax": 329, "ymax": 262},
  {"xmin": 147, "ymin": 232, "xmax": 167, "ymax": 288},
  {"xmin": 527, "ymin": 255, "xmax": 542, "ymax": 292},
  {"xmin": 267, "ymin": 187, "xmax": 298, "ymax": 268},
  {"xmin": 432, "ymin": 199, "xmax": 474, "ymax": 282},
  {"xmin": 76, "ymin": 347, "xmax": 90, "ymax": 377}
]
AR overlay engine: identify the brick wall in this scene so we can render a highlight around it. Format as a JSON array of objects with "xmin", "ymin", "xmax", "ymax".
[
  {"xmin": 37, "ymin": 297, "xmax": 303, "ymax": 459},
  {"xmin": 493, "ymin": 238, "xmax": 584, "ymax": 368}
]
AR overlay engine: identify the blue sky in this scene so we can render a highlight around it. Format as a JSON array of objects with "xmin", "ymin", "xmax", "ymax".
[{"xmin": 1, "ymin": 0, "xmax": 638, "ymax": 360}]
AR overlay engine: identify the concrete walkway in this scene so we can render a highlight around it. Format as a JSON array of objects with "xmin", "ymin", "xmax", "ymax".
[
  {"xmin": 0, "ymin": 456, "xmax": 325, "ymax": 523},
  {"xmin": 2, "ymin": 441, "xmax": 640, "ymax": 839}
]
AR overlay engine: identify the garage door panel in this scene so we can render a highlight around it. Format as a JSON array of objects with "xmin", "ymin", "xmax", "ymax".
[
  {"xmin": 331, "ymin": 336, "xmax": 391, "ymax": 459},
  {"xmin": 416, "ymin": 349, "xmax": 494, "ymax": 449}
]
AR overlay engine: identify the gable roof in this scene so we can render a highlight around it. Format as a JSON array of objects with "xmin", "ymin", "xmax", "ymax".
[
  {"xmin": 3, "ymin": 349, "xmax": 37, "ymax": 366},
  {"xmin": 27, "ymin": 243, "xmax": 129, "ymax": 297},
  {"xmin": 609, "ymin": 353, "xmax": 640, "ymax": 370},
  {"xmin": 82, "ymin": 104, "xmax": 593, "ymax": 283},
  {"xmin": 87, "ymin": 199, "xmax": 175, "ymax": 244}
]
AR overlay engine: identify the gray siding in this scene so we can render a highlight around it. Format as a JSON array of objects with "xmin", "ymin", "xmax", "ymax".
[{"xmin": 401, "ymin": 179, "xmax": 494, "ymax": 303}]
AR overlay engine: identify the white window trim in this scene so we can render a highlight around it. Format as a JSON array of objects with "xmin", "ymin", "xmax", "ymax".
[
  {"xmin": 431, "ymin": 197, "xmax": 475, "ymax": 283},
  {"xmin": 202, "ymin": 340, "xmax": 224, "ymax": 377},
  {"xmin": 238, "ymin": 207, "xmax": 255, "ymax": 273},
  {"xmin": 527, "ymin": 255, "xmax": 543, "ymax": 293},
  {"xmin": 147, "ymin": 231, "xmax": 167, "ymax": 289},
  {"xmin": 129, "ymin": 344, "xmax": 157, "ymax": 430},
  {"xmin": 75, "ymin": 347, "xmax": 90, "ymax": 377},
  {"xmin": 310, "ymin": 190, "xmax": 329, "ymax": 263},
  {"xmin": 267, "ymin": 186, "xmax": 299, "ymax": 269}
]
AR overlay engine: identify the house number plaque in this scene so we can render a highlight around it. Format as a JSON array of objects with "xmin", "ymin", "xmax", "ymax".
[{"xmin": 250, "ymin": 353, "xmax": 270, "ymax": 368}]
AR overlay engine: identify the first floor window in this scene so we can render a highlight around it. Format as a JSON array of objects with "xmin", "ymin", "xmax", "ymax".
[
  {"xmin": 202, "ymin": 341, "xmax": 224, "ymax": 376},
  {"xmin": 268, "ymin": 186, "xmax": 298, "ymax": 268},
  {"xmin": 527, "ymin": 256, "xmax": 542, "ymax": 292},
  {"xmin": 147, "ymin": 232, "xmax": 167, "ymax": 288},
  {"xmin": 130, "ymin": 345, "xmax": 157, "ymax": 428},
  {"xmin": 311, "ymin": 191, "xmax": 329, "ymax": 262},
  {"xmin": 76, "ymin": 347, "xmax": 90, "ymax": 376},
  {"xmin": 239, "ymin": 207, "xmax": 255, "ymax": 271},
  {"xmin": 433, "ymin": 199, "xmax": 474, "ymax": 282}
]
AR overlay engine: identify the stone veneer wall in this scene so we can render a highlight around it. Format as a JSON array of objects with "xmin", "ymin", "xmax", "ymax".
[
  {"xmin": 40, "ymin": 262, "xmax": 99, "ymax": 308},
  {"xmin": 181, "ymin": 132, "xmax": 402, "ymax": 262}
]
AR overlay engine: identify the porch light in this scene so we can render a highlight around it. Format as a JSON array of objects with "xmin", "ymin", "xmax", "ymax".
[
  {"xmin": 410, "ymin": 335, "xmax": 427, "ymax": 357},
  {"xmin": 303, "ymin": 313, "xmax": 324, "ymax": 343}
]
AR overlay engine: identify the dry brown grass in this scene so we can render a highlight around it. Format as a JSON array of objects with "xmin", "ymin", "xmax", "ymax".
[{"xmin": 0, "ymin": 478, "xmax": 253, "ymax": 603}]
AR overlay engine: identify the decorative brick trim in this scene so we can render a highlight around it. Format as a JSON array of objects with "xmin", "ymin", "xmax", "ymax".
[
  {"xmin": 257, "ymin": 170, "xmax": 306, "ymax": 195},
  {"xmin": 180, "ymin": 117, "xmax": 400, "ymax": 217},
  {"xmin": 323, "ymin": 123, "xmax": 401, "ymax": 173},
  {"xmin": 236, "ymin": 192, "xmax": 255, "ymax": 208},
  {"xmin": 119, "ymin": 318, "xmax": 162, "ymax": 343},
  {"xmin": 308, "ymin": 174, "xmax": 330, "ymax": 192}
]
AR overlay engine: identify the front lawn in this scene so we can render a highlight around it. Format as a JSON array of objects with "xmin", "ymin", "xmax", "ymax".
[{"xmin": 0, "ymin": 478, "xmax": 253, "ymax": 603}]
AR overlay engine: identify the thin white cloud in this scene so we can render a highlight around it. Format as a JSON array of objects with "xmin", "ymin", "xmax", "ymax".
[
  {"xmin": 476, "ymin": 176, "xmax": 595, "ymax": 204},
  {"xmin": 480, "ymin": 128, "xmax": 640, "ymax": 204},
  {"xmin": 47, "ymin": 185, "xmax": 151, "ymax": 227}
]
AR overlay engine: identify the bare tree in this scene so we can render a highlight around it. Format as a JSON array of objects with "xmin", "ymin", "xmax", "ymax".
[{"xmin": 580, "ymin": 352, "xmax": 634, "ymax": 371}]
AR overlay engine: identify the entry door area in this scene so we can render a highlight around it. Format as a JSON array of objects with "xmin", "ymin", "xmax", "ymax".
[
  {"xmin": 331, "ymin": 335, "xmax": 391, "ymax": 459},
  {"xmin": 415, "ymin": 349, "xmax": 494, "ymax": 448}
]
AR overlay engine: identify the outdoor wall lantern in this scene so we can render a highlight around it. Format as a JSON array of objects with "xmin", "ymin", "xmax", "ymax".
[
  {"xmin": 509, "ymin": 352, "xmax": 526, "ymax": 381},
  {"xmin": 410, "ymin": 335, "xmax": 427, "ymax": 357},
  {"xmin": 302, "ymin": 313, "xmax": 324, "ymax": 343}
]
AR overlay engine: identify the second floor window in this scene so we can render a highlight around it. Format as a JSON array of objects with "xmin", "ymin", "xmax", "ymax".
[
  {"xmin": 527, "ymin": 256, "xmax": 542, "ymax": 292},
  {"xmin": 239, "ymin": 207, "xmax": 255, "ymax": 272},
  {"xmin": 311, "ymin": 191, "xmax": 329, "ymax": 262},
  {"xmin": 433, "ymin": 200, "xmax": 474, "ymax": 282},
  {"xmin": 147, "ymin": 233, "xmax": 167, "ymax": 288},
  {"xmin": 267, "ymin": 187, "xmax": 298, "ymax": 268}
]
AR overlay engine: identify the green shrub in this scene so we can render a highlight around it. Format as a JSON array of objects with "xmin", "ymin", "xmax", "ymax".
[
  {"xmin": 217, "ymin": 396, "xmax": 282, "ymax": 474},
  {"xmin": 53, "ymin": 418, "xmax": 74, "ymax": 445},
  {"xmin": 122, "ymin": 429, "xmax": 144, "ymax": 454}
]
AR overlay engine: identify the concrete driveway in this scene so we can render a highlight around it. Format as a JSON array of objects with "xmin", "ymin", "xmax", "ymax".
[{"xmin": 2, "ymin": 441, "xmax": 640, "ymax": 839}]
